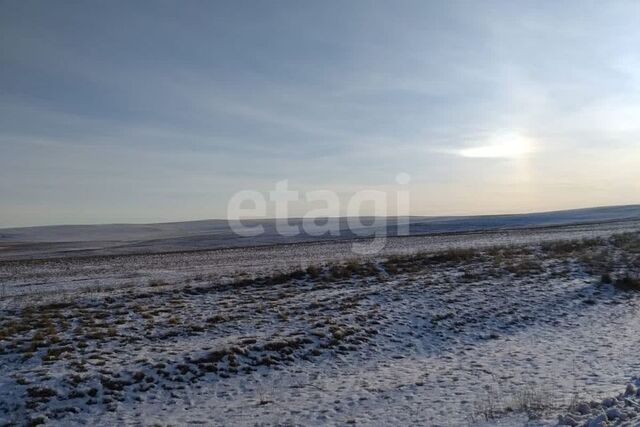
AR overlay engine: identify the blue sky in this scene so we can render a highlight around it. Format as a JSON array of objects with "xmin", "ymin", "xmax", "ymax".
[{"xmin": 1, "ymin": 1, "xmax": 639, "ymax": 227}]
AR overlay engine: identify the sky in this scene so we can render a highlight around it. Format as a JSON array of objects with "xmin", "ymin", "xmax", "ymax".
[{"xmin": 1, "ymin": 1, "xmax": 639, "ymax": 227}]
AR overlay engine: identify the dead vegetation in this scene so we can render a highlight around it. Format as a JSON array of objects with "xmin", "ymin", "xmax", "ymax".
[{"xmin": 472, "ymin": 381, "xmax": 555, "ymax": 423}]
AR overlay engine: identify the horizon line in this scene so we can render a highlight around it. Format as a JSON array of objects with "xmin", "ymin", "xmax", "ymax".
[{"xmin": 2, "ymin": 202, "xmax": 639, "ymax": 231}]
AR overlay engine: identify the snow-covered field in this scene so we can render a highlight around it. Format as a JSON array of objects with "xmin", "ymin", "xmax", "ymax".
[
  {"xmin": 1, "ymin": 221, "xmax": 640, "ymax": 426},
  {"xmin": 1, "ymin": 219, "xmax": 639, "ymax": 302}
]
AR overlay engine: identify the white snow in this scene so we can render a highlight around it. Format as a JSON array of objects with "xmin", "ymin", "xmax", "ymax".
[{"xmin": 1, "ymin": 223, "xmax": 640, "ymax": 426}]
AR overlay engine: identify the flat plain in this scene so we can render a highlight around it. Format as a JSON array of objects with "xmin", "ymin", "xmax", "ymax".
[{"xmin": 2, "ymin": 216, "xmax": 640, "ymax": 426}]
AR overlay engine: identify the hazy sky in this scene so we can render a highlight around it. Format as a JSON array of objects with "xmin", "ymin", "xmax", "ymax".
[{"xmin": 1, "ymin": 1, "xmax": 639, "ymax": 227}]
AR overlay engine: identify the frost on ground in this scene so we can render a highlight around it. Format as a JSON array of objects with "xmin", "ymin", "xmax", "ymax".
[
  {"xmin": 1, "ymin": 227, "xmax": 640, "ymax": 426},
  {"xmin": 1, "ymin": 220, "xmax": 638, "ymax": 302}
]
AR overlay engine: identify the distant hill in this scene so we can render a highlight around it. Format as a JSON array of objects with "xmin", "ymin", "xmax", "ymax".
[{"xmin": 1, "ymin": 204, "xmax": 639, "ymax": 260}]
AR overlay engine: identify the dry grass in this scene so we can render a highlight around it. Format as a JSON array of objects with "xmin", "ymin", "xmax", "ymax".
[{"xmin": 472, "ymin": 383, "xmax": 554, "ymax": 422}]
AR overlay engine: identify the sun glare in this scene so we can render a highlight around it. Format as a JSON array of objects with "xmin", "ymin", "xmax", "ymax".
[{"xmin": 459, "ymin": 133, "xmax": 534, "ymax": 159}]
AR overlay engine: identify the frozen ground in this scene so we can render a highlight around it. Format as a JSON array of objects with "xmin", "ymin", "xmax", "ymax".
[
  {"xmin": 1, "ymin": 219, "xmax": 639, "ymax": 302},
  {"xmin": 1, "ymin": 223, "xmax": 640, "ymax": 426}
]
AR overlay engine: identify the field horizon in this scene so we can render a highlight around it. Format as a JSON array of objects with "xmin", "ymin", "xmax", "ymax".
[{"xmin": 2, "ymin": 204, "xmax": 639, "ymax": 261}]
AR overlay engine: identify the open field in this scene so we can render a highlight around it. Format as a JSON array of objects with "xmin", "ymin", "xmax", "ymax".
[
  {"xmin": 2, "ymin": 205, "xmax": 639, "ymax": 261},
  {"xmin": 2, "ymin": 220, "xmax": 640, "ymax": 426},
  {"xmin": 5, "ymin": 2, "xmax": 640, "ymax": 426},
  {"xmin": 2, "ymin": 218, "xmax": 640, "ymax": 303}
]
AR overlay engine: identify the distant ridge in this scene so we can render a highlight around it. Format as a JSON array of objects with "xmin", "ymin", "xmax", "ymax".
[{"xmin": 1, "ymin": 204, "xmax": 639, "ymax": 260}]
